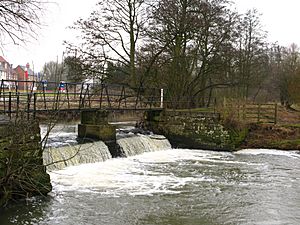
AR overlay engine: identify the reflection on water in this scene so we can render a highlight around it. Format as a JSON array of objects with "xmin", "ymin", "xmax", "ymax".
[{"xmin": 1, "ymin": 149, "xmax": 300, "ymax": 225}]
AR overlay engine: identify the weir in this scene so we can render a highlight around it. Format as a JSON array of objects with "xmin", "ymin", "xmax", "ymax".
[
  {"xmin": 43, "ymin": 131, "xmax": 171, "ymax": 171},
  {"xmin": 1, "ymin": 108, "xmax": 232, "ymax": 206},
  {"xmin": 5, "ymin": 106, "xmax": 249, "ymax": 170},
  {"xmin": 40, "ymin": 109, "xmax": 172, "ymax": 171},
  {"xmin": 76, "ymin": 110, "xmax": 163, "ymax": 158},
  {"xmin": 43, "ymin": 142, "xmax": 112, "ymax": 171},
  {"xmin": 117, "ymin": 134, "xmax": 171, "ymax": 157},
  {"xmin": 75, "ymin": 108, "xmax": 233, "ymax": 158}
]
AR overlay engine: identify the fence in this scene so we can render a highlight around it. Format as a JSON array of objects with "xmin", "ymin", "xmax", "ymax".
[{"xmin": 224, "ymin": 102, "xmax": 278, "ymax": 124}]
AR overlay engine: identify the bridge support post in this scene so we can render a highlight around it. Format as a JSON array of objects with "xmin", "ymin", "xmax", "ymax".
[{"xmin": 78, "ymin": 110, "xmax": 121, "ymax": 157}]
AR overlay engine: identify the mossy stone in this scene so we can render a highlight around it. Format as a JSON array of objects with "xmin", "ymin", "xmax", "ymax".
[{"xmin": 0, "ymin": 119, "xmax": 52, "ymax": 207}]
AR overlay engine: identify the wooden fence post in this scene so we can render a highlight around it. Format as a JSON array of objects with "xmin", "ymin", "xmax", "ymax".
[
  {"xmin": 160, "ymin": 88, "xmax": 164, "ymax": 109},
  {"xmin": 274, "ymin": 103, "xmax": 278, "ymax": 124},
  {"xmin": 66, "ymin": 83, "xmax": 70, "ymax": 109},
  {"xmin": 257, "ymin": 104, "xmax": 261, "ymax": 123},
  {"xmin": 242, "ymin": 104, "xmax": 246, "ymax": 120}
]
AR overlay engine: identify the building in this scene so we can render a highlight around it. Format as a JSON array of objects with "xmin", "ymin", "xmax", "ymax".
[
  {"xmin": 0, "ymin": 56, "xmax": 39, "ymax": 91},
  {"xmin": 0, "ymin": 56, "xmax": 15, "ymax": 88},
  {"xmin": 14, "ymin": 64, "xmax": 37, "ymax": 91}
]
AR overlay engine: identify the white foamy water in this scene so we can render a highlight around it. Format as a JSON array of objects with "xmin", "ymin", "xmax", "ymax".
[
  {"xmin": 41, "ymin": 122, "xmax": 172, "ymax": 172},
  {"xmin": 40, "ymin": 123, "xmax": 78, "ymax": 148},
  {"xmin": 236, "ymin": 149, "xmax": 300, "ymax": 158},
  {"xmin": 3, "ymin": 147, "xmax": 300, "ymax": 225},
  {"xmin": 117, "ymin": 134, "xmax": 172, "ymax": 157},
  {"xmin": 49, "ymin": 150, "xmax": 216, "ymax": 197},
  {"xmin": 39, "ymin": 123, "xmax": 300, "ymax": 225},
  {"xmin": 43, "ymin": 141, "xmax": 112, "ymax": 171}
]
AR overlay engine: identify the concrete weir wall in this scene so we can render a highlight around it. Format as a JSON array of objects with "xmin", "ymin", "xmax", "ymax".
[
  {"xmin": 0, "ymin": 116, "xmax": 52, "ymax": 207},
  {"xmin": 143, "ymin": 109, "xmax": 244, "ymax": 151}
]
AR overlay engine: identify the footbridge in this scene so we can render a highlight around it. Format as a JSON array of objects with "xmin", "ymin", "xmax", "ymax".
[{"xmin": 0, "ymin": 79, "xmax": 165, "ymax": 119}]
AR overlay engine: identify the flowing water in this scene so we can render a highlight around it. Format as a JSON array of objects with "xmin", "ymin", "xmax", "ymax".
[
  {"xmin": 41, "ymin": 123, "xmax": 171, "ymax": 171},
  {"xmin": 1, "ymin": 124, "xmax": 300, "ymax": 225},
  {"xmin": 40, "ymin": 123, "xmax": 78, "ymax": 148},
  {"xmin": 43, "ymin": 142, "xmax": 112, "ymax": 171},
  {"xmin": 117, "ymin": 134, "xmax": 171, "ymax": 157}
]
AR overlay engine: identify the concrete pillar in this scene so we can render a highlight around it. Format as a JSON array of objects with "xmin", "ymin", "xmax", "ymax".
[{"xmin": 78, "ymin": 110, "xmax": 122, "ymax": 157}]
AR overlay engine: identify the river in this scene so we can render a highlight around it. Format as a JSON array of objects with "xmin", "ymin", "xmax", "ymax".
[{"xmin": 1, "ymin": 124, "xmax": 300, "ymax": 225}]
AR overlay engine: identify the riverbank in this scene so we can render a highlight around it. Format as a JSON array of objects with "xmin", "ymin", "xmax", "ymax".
[
  {"xmin": 142, "ymin": 107, "xmax": 300, "ymax": 152},
  {"xmin": 0, "ymin": 118, "xmax": 52, "ymax": 207},
  {"xmin": 237, "ymin": 106, "xmax": 300, "ymax": 150},
  {"xmin": 240, "ymin": 123, "xmax": 300, "ymax": 150}
]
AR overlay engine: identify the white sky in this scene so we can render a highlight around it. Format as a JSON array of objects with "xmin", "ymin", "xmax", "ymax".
[
  {"xmin": 234, "ymin": 0, "xmax": 300, "ymax": 46},
  {"xmin": 2, "ymin": 0, "xmax": 98, "ymax": 72},
  {"xmin": 2, "ymin": 0, "xmax": 300, "ymax": 72}
]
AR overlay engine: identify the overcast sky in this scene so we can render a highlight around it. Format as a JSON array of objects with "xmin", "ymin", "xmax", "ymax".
[
  {"xmin": 2, "ymin": 0, "xmax": 300, "ymax": 72},
  {"xmin": 234, "ymin": 0, "xmax": 300, "ymax": 45},
  {"xmin": 2, "ymin": 0, "xmax": 98, "ymax": 72}
]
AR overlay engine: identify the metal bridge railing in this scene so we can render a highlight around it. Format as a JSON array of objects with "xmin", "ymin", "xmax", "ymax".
[
  {"xmin": 0, "ymin": 79, "xmax": 221, "ymax": 120},
  {"xmin": 0, "ymin": 79, "xmax": 164, "ymax": 119}
]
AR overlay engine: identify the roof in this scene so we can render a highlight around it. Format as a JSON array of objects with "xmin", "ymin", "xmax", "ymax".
[
  {"xmin": 15, "ymin": 65, "xmax": 35, "ymax": 76},
  {"xmin": 0, "ymin": 56, "xmax": 8, "ymax": 63}
]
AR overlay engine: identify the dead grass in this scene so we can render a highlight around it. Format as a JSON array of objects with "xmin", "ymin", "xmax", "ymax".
[{"xmin": 277, "ymin": 105, "xmax": 300, "ymax": 126}]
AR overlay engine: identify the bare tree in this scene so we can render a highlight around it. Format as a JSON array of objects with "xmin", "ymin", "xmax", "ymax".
[
  {"xmin": 66, "ymin": 0, "xmax": 147, "ymax": 87},
  {"xmin": 42, "ymin": 60, "xmax": 64, "ymax": 84},
  {"xmin": 235, "ymin": 9, "xmax": 268, "ymax": 99},
  {"xmin": 276, "ymin": 44, "xmax": 300, "ymax": 108},
  {"xmin": 145, "ymin": 0, "xmax": 236, "ymax": 107},
  {"xmin": 64, "ymin": 56, "xmax": 86, "ymax": 83},
  {"xmin": 0, "ymin": 0, "xmax": 46, "ymax": 47}
]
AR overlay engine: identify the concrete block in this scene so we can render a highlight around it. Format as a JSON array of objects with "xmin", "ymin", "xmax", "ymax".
[
  {"xmin": 78, "ymin": 124, "xmax": 116, "ymax": 141},
  {"xmin": 80, "ymin": 110, "xmax": 109, "ymax": 125}
]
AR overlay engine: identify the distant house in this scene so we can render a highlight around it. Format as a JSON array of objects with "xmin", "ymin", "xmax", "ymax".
[
  {"xmin": 14, "ymin": 64, "xmax": 37, "ymax": 91},
  {"xmin": 0, "ymin": 56, "xmax": 15, "ymax": 88}
]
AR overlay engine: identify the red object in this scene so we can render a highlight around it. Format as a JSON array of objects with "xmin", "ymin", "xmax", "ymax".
[{"xmin": 25, "ymin": 70, "xmax": 28, "ymax": 79}]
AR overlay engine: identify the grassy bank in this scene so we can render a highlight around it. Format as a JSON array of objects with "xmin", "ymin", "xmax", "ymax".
[{"xmin": 240, "ymin": 124, "xmax": 300, "ymax": 150}]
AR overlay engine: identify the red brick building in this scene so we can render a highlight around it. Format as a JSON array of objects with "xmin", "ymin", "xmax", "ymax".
[{"xmin": 14, "ymin": 64, "xmax": 37, "ymax": 91}]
